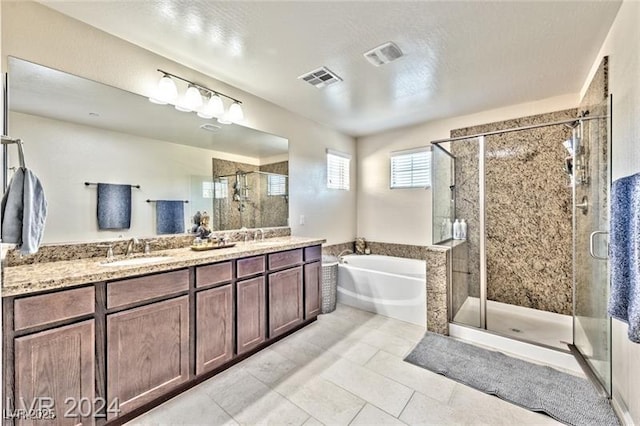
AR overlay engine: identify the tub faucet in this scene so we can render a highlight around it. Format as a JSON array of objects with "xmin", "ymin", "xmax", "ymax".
[
  {"xmin": 337, "ymin": 249, "xmax": 353, "ymax": 263},
  {"xmin": 125, "ymin": 237, "xmax": 139, "ymax": 256}
]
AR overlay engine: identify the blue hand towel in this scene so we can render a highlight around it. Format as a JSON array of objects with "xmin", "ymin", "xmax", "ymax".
[
  {"xmin": 97, "ymin": 183, "xmax": 131, "ymax": 230},
  {"xmin": 1, "ymin": 167, "xmax": 48, "ymax": 255},
  {"xmin": 155, "ymin": 200, "xmax": 185, "ymax": 235},
  {"xmin": 608, "ymin": 172, "xmax": 640, "ymax": 343}
]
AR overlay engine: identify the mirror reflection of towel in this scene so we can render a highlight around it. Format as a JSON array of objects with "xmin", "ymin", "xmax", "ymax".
[
  {"xmin": 97, "ymin": 183, "xmax": 131, "ymax": 230},
  {"xmin": 156, "ymin": 200, "xmax": 185, "ymax": 234}
]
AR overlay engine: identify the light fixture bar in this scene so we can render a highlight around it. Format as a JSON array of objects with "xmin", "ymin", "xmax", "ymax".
[{"xmin": 156, "ymin": 69, "xmax": 242, "ymax": 105}]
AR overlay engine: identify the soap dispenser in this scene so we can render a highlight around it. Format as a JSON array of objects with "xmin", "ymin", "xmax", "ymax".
[
  {"xmin": 460, "ymin": 219, "xmax": 467, "ymax": 240},
  {"xmin": 453, "ymin": 219, "xmax": 461, "ymax": 240}
]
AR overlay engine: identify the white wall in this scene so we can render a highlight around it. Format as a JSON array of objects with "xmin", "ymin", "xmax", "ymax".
[
  {"xmin": 356, "ymin": 94, "xmax": 578, "ymax": 245},
  {"xmin": 9, "ymin": 112, "xmax": 264, "ymax": 243},
  {"xmin": 1, "ymin": 1, "xmax": 357, "ymax": 246},
  {"xmin": 582, "ymin": 1, "xmax": 640, "ymax": 423}
]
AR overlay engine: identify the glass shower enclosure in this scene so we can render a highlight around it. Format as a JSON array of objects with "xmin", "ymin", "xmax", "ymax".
[{"xmin": 431, "ymin": 111, "xmax": 612, "ymax": 396}]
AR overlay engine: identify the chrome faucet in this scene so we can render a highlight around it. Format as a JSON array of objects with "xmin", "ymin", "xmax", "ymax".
[
  {"xmin": 254, "ymin": 228, "xmax": 265, "ymax": 242},
  {"xmin": 337, "ymin": 249, "xmax": 353, "ymax": 263},
  {"xmin": 125, "ymin": 237, "xmax": 139, "ymax": 256},
  {"xmin": 240, "ymin": 227, "xmax": 249, "ymax": 243}
]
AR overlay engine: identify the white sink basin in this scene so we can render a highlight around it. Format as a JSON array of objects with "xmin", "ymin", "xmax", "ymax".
[{"xmin": 100, "ymin": 256, "xmax": 172, "ymax": 267}]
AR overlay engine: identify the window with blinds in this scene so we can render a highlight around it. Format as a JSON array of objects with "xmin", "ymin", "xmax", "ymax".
[
  {"xmin": 390, "ymin": 148, "xmax": 432, "ymax": 189},
  {"xmin": 267, "ymin": 174, "xmax": 287, "ymax": 196},
  {"xmin": 203, "ymin": 179, "xmax": 228, "ymax": 199},
  {"xmin": 327, "ymin": 149, "xmax": 351, "ymax": 190}
]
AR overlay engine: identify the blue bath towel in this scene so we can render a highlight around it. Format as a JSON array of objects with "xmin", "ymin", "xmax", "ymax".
[
  {"xmin": 97, "ymin": 183, "xmax": 131, "ymax": 230},
  {"xmin": 1, "ymin": 167, "xmax": 48, "ymax": 254},
  {"xmin": 608, "ymin": 172, "xmax": 640, "ymax": 343},
  {"xmin": 155, "ymin": 200, "xmax": 185, "ymax": 234}
]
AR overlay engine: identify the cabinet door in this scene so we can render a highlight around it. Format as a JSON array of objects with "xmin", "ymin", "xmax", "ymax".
[
  {"xmin": 236, "ymin": 276, "xmax": 266, "ymax": 355},
  {"xmin": 304, "ymin": 262, "xmax": 321, "ymax": 319},
  {"xmin": 14, "ymin": 320, "xmax": 95, "ymax": 426},
  {"xmin": 269, "ymin": 266, "xmax": 303, "ymax": 338},
  {"xmin": 107, "ymin": 297, "xmax": 189, "ymax": 419},
  {"xmin": 196, "ymin": 285, "xmax": 234, "ymax": 375}
]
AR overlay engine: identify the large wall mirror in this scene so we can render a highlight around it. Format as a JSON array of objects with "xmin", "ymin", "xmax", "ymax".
[{"xmin": 5, "ymin": 57, "xmax": 289, "ymax": 243}]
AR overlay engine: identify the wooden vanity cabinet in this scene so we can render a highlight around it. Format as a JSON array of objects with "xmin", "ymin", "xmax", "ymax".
[
  {"xmin": 268, "ymin": 266, "xmax": 304, "ymax": 338},
  {"xmin": 195, "ymin": 285, "xmax": 234, "ymax": 375},
  {"xmin": 304, "ymin": 261, "xmax": 322, "ymax": 319},
  {"xmin": 236, "ymin": 276, "xmax": 266, "ymax": 355},
  {"xmin": 106, "ymin": 296, "xmax": 189, "ymax": 419},
  {"xmin": 14, "ymin": 320, "xmax": 95, "ymax": 426}
]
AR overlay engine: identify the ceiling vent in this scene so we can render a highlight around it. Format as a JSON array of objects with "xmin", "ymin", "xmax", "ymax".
[
  {"xmin": 364, "ymin": 42, "xmax": 404, "ymax": 66},
  {"xmin": 298, "ymin": 67, "xmax": 342, "ymax": 89}
]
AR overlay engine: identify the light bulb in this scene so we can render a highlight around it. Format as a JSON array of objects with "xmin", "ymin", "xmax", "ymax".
[
  {"xmin": 217, "ymin": 111, "xmax": 232, "ymax": 125},
  {"xmin": 228, "ymin": 102, "xmax": 244, "ymax": 123},
  {"xmin": 149, "ymin": 75, "xmax": 178, "ymax": 104},
  {"xmin": 197, "ymin": 93, "xmax": 225, "ymax": 119},
  {"xmin": 175, "ymin": 85, "xmax": 203, "ymax": 112}
]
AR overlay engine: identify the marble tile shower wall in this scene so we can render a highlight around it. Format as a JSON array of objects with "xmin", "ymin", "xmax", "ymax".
[
  {"xmin": 259, "ymin": 161, "xmax": 289, "ymax": 229},
  {"xmin": 212, "ymin": 159, "xmax": 289, "ymax": 230},
  {"xmin": 451, "ymin": 108, "xmax": 578, "ymax": 315}
]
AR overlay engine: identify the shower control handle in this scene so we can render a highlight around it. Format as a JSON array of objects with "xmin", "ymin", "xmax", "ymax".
[{"xmin": 589, "ymin": 231, "xmax": 609, "ymax": 261}]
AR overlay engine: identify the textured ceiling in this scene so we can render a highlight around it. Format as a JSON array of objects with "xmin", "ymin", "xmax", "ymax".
[{"xmin": 41, "ymin": 1, "xmax": 621, "ymax": 137}]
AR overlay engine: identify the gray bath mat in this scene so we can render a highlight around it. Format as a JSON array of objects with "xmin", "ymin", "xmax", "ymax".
[{"xmin": 404, "ymin": 332, "xmax": 619, "ymax": 426}]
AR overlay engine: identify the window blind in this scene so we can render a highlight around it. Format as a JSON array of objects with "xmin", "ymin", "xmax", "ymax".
[
  {"xmin": 327, "ymin": 149, "xmax": 351, "ymax": 190},
  {"xmin": 267, "ymin": 174, "xmax": 287, "ymax": 196},
  {"xmin": 390, "ymin": 148, "xmax": 431, "ymax": 189}
]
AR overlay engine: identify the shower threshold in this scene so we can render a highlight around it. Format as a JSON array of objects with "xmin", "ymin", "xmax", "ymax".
[{"xmin": 453, "ymin": 297, "xmax": 573, "ymax": 350}]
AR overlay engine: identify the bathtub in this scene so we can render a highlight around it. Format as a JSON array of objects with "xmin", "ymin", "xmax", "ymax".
[{"xmin": 337, "ymin": 254, "xmax": 426, "ymax": 327}]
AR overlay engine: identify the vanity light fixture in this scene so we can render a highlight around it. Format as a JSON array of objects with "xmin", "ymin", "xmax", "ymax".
[
  {"xmin": 149, "ymin": 73, "xmax": 178, "ymax": 104},
  {"xmin": 148, "ymin": 69, "xmax": 244, "ymax": 124}
]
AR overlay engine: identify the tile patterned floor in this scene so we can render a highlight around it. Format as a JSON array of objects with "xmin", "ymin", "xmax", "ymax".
[{"xmin": 129, "ymin": 304, "xmax": 561, "ymax": 425}]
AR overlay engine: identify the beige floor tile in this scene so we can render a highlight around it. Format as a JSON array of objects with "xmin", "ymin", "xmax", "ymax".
[
  {"xmin": 399, "ymin": 391, "xmax": 464, "ymax": 425},
  {"xmin": 286, "ymin": 377, "xmax": 366, "ymax": 425},
  {"xmin": 126, "ymin": 387, "xmax": 237, "ymax": 426},
  {"xmin": 376, "ymin": 318, "xmax": 426, "ymax": 342},
  {"xmin": 364, "ymin": 351, "xmax": 455, "ymax": 403},
  {"xmin": 350, "ymin": 404, "xmax": 407, "ymax": 425},
  {"xmin": 324, "ymin": 337, "xmax": 379, "ymax": 365},
  {"xmin": 448, "ymin": 384, "xmax": 562, "ymax": 425},
  {"xmin": 273, "ymin": 351, "xmax": 342, "ymax": 397},
  {"xmin": 243, "ymin": 347, "xmax": 299, "ymax": 385},
  {"xmin": 270, "ymin": 333, "xmax": 330, "ymax": 366},
  {"xmin": 321, "ymin": 358, "xmax": 413, "ymax": 417},
  {"xmin": 347, "ymin": 326, "xmax": 415, "ymax": 357},
  {"xmin": 302, "ymin": 417, "xmax": 324, "ymax": 426}
]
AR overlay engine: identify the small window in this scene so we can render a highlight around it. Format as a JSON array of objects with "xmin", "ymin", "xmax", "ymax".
[
  {"xmin": 203, "ymin": 179, "xmax": 228, "ymax": 199},
  {"xmin": 267, "ymin": 174, "xmax": 287, "ymax": 196},
  {"xmin": 327, "ymin": 149, "xmax": 351, "ymax": 190},
  {"xmin": 390, "ymin": 148, "xmax": 432, "ymax": 189}
]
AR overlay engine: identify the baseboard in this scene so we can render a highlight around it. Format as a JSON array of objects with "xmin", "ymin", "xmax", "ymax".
[{"xmin": 612, "ymin": 390, "xmax": 635, "ymax": 426}]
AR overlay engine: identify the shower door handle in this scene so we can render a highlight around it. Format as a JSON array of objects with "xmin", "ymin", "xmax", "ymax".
[{"xmin": 589, "ymin": 231, "xmax": 609, "ymax": 260}]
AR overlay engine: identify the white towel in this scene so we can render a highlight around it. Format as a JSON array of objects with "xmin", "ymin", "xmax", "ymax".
[{"xmin": 1, "ymin": 167, "xmax": 47, "ymax": 255}]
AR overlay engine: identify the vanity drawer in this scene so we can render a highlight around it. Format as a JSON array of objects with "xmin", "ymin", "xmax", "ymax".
[
  {"xmin": 304, "ymin": 245, "xmax": 322, "ymax": 262},
  {"xmin": 107, "ymin": 269, "xmax": 189, "ymax": 309},
  {"xmin": 14, "ymin": 286, "xmax": 95, "ymax": 331},
  {"xmin": 196, "ymin": 261, "xmax": 233, "ymax": 288},
  {"xmin": 269, "ymin": 249, "xmax": 303, "ymax": 270},
  {"xmin": 237, "ymin": 255, "xmax": 265, "ymax": 279}
]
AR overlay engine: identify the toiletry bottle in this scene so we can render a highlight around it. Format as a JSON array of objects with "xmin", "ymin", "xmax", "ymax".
[
  {"xmin": 453, "ymin": 219, "xmax": 461, "ymax": 240},
  {"xmin": 460, "ymin": 219, "xmax": 467, "ymax": 240}
]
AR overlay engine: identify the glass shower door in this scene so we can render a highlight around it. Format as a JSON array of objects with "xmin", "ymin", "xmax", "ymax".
[{"xmin": 573, "ymin": 108, "xmax": 611, "ymax": 395}]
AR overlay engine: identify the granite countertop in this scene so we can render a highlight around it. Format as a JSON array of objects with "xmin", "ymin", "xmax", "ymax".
[{"xmin": 2, "ymin": 236, "xmax": 325, "ymax": 298}]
